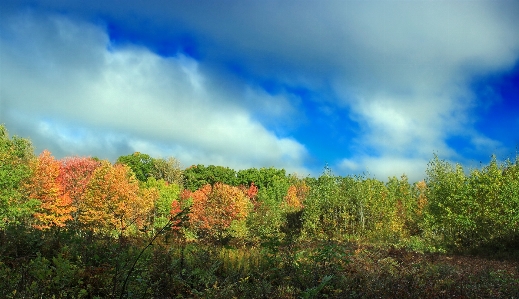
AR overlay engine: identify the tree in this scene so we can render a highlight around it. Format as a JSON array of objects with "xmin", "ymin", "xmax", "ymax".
[
  {"xmin": 58, "ymin": 156, "xmax": 100, "ymax": 225},
  {"xmin": 26, "ymin": 150, "xmax": 75, "ymax": 230},
  {"xmin": 141, "ymin": 177, "xmax": 182, "ymax": 231},
  {"xmin": 0, "ymin": 124, "xmax": 38, "ymax": 227},
  {"xmin": 464, "ymin": 156, "xmax": 519, "ymax": 248},
  {"xmin": 302, "ymin": 168, "xmax": 346, "ymax": 240},
  {"xmin": 424, "ymin": 155, "xmax": 470, "ymax": 249},
  {"xmin": 183, "ymin": 165, "xmax": 237, "ymax": 191},
  {"xmin": 237, "ymin": 167, "xmax": 288, "ymax": 190},
  {"xmin": 282, "ymin": 180, "xmax": 309, "ymax": 212},
  {"xmin": 239, "ymin": 182, "xmax": 258, "ymax": 201},
  {"xmin": 79, "ymin": 161, "xmax": 155, "ymax": 236},
  {"xmin": 183, "ymin": 183, "xmax": 251, "ymax": 243},
  {"xmin": 116, "ymin": 152, "xmax": 154, "ymax": 182},
  {"xmin": 150, "ymin": 157, "xmax": 184, "ymax": 186}
]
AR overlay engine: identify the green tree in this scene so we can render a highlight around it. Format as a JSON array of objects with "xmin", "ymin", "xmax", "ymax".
[
  {"xmin": 142, "ymin": 177, "xmax": 182, "ymax": 232},
  {"xmin": 116, "ymin": 152, "xmax": 154, "ymax": 182},
  {"xmin": 236, "ymin": 167, "xmax": 287, "ymax": 190},
  {"xmin": 464, "ymin": 156, "xmax": 519, "ymax": 248},
  {"xmin": 0, "ymin": 124, "xmax": 38, "ymax": 227},
  {"xmin": 424, "ymin": 155, "xmax": 471, "ymax": 249},
  {"xmin": 183, "ymin": 164, "xmax": 237, "ymax": 191},
  {"xmin": 499, "ymin": 158, "xmax": 519, "ymax": 246},
  {"xmin": 246, "ymin": 186, "xmax": 286, "ymax": 244},
  {"xmin": 302, "ymin": 167, "xmax": 349, "ymax": 240}
]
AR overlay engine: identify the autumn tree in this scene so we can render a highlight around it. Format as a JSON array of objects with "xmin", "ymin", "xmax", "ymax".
[
  {"xmin": 183, "ymin": 183, "xmax": 251, "ymax": 243},
  {"xmin": 279, "ymin": 177, "xmax": 309, "ymax": 243},
  {"xmin": 58, "ymin": 156, "xmax": 100, "ymax": 225},
  {"xmin": 79, "ymin": 161, "xmax": 155, "ymax": 236},
  {"xmin": 239, "ymin": 182, "xmax": 258, "ymax": 201},
  {"xmin": 26, "ymin": 150, "xmax": 75, "ymax": 230},
  {"xmin": 0, "ymin": 124, "xmax": 38, "ymax": 227},
  {"xmin": 282, "ymin": 180, "xmax": 309, "ymax": 212}
]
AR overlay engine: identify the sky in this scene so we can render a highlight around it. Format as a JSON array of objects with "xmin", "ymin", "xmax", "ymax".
[{"xmin": 1, "ymin": 0, "xmax": 519, "ymax": 182}]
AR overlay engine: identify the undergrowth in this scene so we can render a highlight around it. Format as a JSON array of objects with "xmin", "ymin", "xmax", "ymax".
[{"xmin": 1, "ymin": 226, "xmax": 518, "ymax": 298}]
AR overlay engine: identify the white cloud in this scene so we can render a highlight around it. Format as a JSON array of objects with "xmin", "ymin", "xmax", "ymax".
[
  {"xmin": 2, "ymin": 1, "xmax": 519, "ymax": 181},
  {"xmin": 129, "ymin": 0, "xmax": 518, "ymax": 180},
  {"xmin": 0, "ymin": 12, "xmax": 309, "ymax": 173},
  {"xmin": 326, "ymin": 2, "xmax": 519, "ymax": 181}
]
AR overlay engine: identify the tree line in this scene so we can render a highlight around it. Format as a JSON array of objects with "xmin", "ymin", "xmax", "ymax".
[{"xmin": 1, "ymin": 124, "xmax": 518, "ymax": 252}]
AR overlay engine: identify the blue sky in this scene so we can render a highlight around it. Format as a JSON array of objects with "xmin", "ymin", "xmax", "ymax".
[{"xmin": 1, "ymin": 0, "xmax": 518, "ymax": 182}]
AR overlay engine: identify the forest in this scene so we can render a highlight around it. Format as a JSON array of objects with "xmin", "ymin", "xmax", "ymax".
[{"xmin": 1, "ymin": 124, "xmax": 518, "ymax": 298}]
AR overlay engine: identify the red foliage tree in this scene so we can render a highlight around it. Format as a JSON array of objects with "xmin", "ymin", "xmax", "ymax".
[
  {"xmin": 58, "ymin": 156, "xmax": 100, "ymax": 222},
  {"xmin": 239, "ymin": 182, "xmax": 258, "ymax": 200}
]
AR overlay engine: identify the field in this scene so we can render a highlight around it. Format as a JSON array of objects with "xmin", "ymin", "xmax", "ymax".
[{"xmin": 1, "ymin": 227, "xmax": 518, "ymax": 298}]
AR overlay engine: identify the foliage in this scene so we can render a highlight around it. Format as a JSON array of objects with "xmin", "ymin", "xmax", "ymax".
[
  {"xmin": 0, "ymin": 124, "xmax": 37, "ymax": 227},
  {"xmin": 183, "ymin": 164, "xmax": 238, "ymax": 191},
  {"xmin": 424, "ymin": 155, "xmax": 471, "ymax": 249},
  {"xmin": 302, "ymin": 168, "xmax": 356, "ymax": 240},
  {"xmin": 236, "ymin": 167, "xmax": 288, "ymax": 190},
  {"xmin": 116, "ymin": 152, "xmax": 154, "ymax": 182},
  {"xmin": 422, "ymin": 155, "xmax": 519, "ymax": 251},
  {"xmin": 59, "ymin": 156, "xmax": 100, "ymax": 227},
  {"xmin": 3, "ymin": 124, "xmax": 519, "ymax": 297},
  {"xmin": 150, "ymin": 157, "xmax": 184, "ymax": 186},
  {"xmin": 246, "ymin": 186, "xmax": 285, "ymax": 245},
  {"xmin": 183, "ymin": 183, "xmax": 251, "ymax": 243},
  {"xmin": 141, "ymin": 177, "xmax": 182, "ymax": 231},
  {"xmin": 79, "ymin": 161, "xmax": 155, "ymax": 236},
  {"xmin": 26, "ymin": 150, "xmax": 76, "ymax": 230},
  {"xmin": 282, "ymin": 180, "xmax": 309, "ymax": 212}
]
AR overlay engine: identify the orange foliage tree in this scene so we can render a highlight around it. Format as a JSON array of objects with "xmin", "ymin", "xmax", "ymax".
[
  {"xmin": 282, "ymin": 180, "xmax": 309, "ymax": 212},
  {"xmin": 182, "ymin": 183, "xmax": 251, "ymax": 243},
  {"xmin": 79, "ymin": 161, "xmax": 155, "ymax": 236},
  {"xmin": 26, "ymin": 150, "xmax": 75, "ymax": 230},
  {"xmin": 240, "ymin": 182, "xmax": 258, "ymax": 201}
]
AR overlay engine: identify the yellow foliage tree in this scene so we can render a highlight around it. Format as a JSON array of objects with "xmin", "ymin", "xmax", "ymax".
[{"xmin": 79, "ymin": 161, "xmax": 155, "ymax": 236}]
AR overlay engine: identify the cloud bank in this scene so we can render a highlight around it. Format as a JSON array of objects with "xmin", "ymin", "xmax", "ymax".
[
  {"xmin": 0, "ymin": 12, "xmax": 309, "ymax": 174},
  {"xmin": 1, "ymin": 1, "xmax": 519, "ymax": 181}
]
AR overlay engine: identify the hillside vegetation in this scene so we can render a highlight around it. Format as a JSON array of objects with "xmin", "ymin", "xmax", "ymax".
[{"xmin": 1, "ymin": 124, "xmax": 518, "ymax": 298}]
